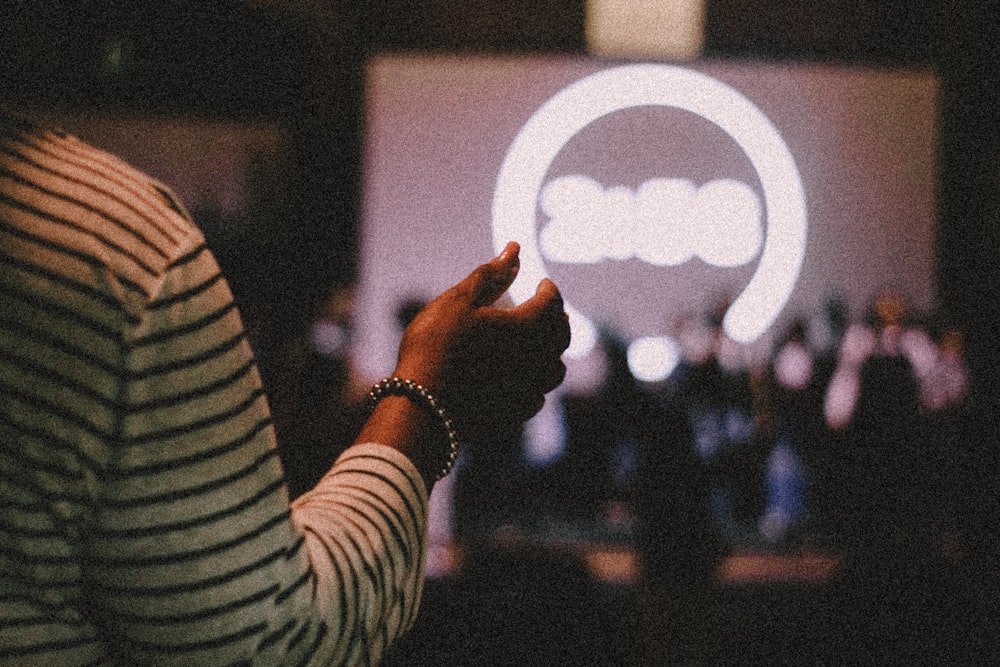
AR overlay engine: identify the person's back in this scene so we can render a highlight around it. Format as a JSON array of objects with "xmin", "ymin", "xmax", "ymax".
[{"xmin": 0, "ymin": 110, "xmax": 427, "ymax": 665}]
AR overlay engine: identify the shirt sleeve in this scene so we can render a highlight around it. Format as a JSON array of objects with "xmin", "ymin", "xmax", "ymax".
[
  {"xmin": 290, "ymin": 443, "xmax": 429, "ymax": 665},
  {"xmin": 91, "ymin": 235, "xmax": 429, "ymax": 666}
]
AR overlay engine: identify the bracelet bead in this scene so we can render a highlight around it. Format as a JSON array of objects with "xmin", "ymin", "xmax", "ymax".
[{"xmin": 367, "ymin": 377, "xmax": 460, "ymax": 481}]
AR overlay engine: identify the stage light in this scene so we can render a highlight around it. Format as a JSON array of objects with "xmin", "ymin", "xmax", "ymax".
[
  {"xmin": 585, "ymin": 0, "xmax": 705, "ymax": 61},
  {"xmin": 628, "ymin": 336, "xmax": 681, "ymax": 382}
]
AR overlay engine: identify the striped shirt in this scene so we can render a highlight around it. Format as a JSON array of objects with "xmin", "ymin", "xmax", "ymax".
[{"xmin": 0, "ymin": 110, "xmax": 428, "ymax": 666}]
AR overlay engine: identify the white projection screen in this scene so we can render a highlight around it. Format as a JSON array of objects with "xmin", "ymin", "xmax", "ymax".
[{"xmin": 354, "ymin": 53, "xmax": 940, "ymax": 387}]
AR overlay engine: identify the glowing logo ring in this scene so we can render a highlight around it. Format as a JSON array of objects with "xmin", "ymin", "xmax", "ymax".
[{"xmin": 493, "ymin": 64, "xmax": 807, "ymax": 353}]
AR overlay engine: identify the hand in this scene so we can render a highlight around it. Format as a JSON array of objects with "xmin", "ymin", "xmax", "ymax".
[{"xmin": 393, "ymin": 242, "xmax": 570, "ymax": 441}]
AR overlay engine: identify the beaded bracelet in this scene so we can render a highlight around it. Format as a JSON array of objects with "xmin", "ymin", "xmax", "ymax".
[{"xmin": 366, "ymin": 377, "xmax": 460, "ymax": 481}]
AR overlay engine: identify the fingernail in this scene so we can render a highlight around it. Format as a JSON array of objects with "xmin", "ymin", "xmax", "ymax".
[{"xmin": 499, "ymin": 241, "xmax": 519, "ymax": 261}]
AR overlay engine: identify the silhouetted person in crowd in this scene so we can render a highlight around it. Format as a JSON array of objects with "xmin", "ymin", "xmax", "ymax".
[
  {"xmin": 825, "ymin": 292, "xmax": 959, "ymax": 662},
  {"xmin": 573, "ymin": 332, "xmax": 725, "ymax": 665},
  {"xmin": 799, "ymin": 298, "xmax": 849, "ymax": 539},
  {"xmin": 923, "ymin": 320, "xmax": 971, "ymax": 542},
  {"xmin": 541, "ymin": 332, "xmax": 629, "ymax": 527},
  {"xmin": 679, "ymin": 307, "xmax": 766, "ymax": 543},
  {"xmin": 762, "ymin": 317, "xmax": 825, "ymax": 542},
  {"xmin": 637, "ymin": 431, "xmax": 724, "ymax": 664}
]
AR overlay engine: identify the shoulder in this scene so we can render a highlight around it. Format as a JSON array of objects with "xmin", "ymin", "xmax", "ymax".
[{"xmin": 2, "ymin": 110, "xmax": 208, "ymax": 311}]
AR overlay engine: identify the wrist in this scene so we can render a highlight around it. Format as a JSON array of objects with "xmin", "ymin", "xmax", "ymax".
[
  {"xmin": 361, "ymin": 378, "xmax": 460, "ymax": 487},
  {"xmin": 390, "ymin": 359, "xmax": 443, "ymax": 398}
]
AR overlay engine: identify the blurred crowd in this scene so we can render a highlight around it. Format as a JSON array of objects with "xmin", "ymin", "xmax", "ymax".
[
  {"xmin": 266, "ymin": 284, "xmax": 973, "ymax": 557},
  {"xmin": 261, "ymin": 285, "xmax": 982, "ymax": 664}
]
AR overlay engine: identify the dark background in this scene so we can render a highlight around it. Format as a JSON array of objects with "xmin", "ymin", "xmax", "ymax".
[{"xmin": 3, "ymin": 0, "xmax": 998, "ymax": 555}]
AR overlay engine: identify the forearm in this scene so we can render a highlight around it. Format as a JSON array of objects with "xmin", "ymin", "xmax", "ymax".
[
  {"xmin": 290, "ymin": 443, "xmax": 429, "ymax": 665},
  {"xmin": 355, "ymin": 393, "xmax": 452, "ymax": 492}
]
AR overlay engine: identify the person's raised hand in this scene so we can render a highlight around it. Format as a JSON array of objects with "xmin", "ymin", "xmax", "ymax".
[{"xmin": 392, "ymin": 241, "xmax": 570, "ymax": 441}]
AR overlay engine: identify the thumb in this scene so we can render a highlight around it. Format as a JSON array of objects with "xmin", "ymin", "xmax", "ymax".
[
  {"xmin": 460, "ymin": 241, "xmax": 520, "ymax": 308},
  {"xmin": 510, "ymin": 277, "xmax": 564, "ymax": 321}
]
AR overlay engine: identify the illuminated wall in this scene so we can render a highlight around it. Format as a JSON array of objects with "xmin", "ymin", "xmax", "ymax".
[{"xmin": 354, "ymin": 54, "xmax": 940, "ymax": 383}]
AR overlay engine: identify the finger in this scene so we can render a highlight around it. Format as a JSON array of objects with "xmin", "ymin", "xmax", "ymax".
[
  {"xmin": 508, "ymin": 279, "xmax": 570, "ymax": 353},
  {"xmin": 450, "ymin": 242, "xmax": 521, "ymax": 308},
  {"xmin": 481, "ymin": 287, "xmax": 569, "ymax": 366},
  {"xmin": 539, "ymin": 358, "xmax": 568, "ymax": 393},
  {"xmin": 505, "ymin": 278, "xmax": 564, "ymax": 322},
  {"xmin": 550, "ymin": 309, "xmax": 572, "ymax": 353}
]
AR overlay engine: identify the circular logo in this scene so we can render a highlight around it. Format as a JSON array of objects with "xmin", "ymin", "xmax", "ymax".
[{"xmin": 493, "ymin": 64, "xmax": 807, "ymax": 359}]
